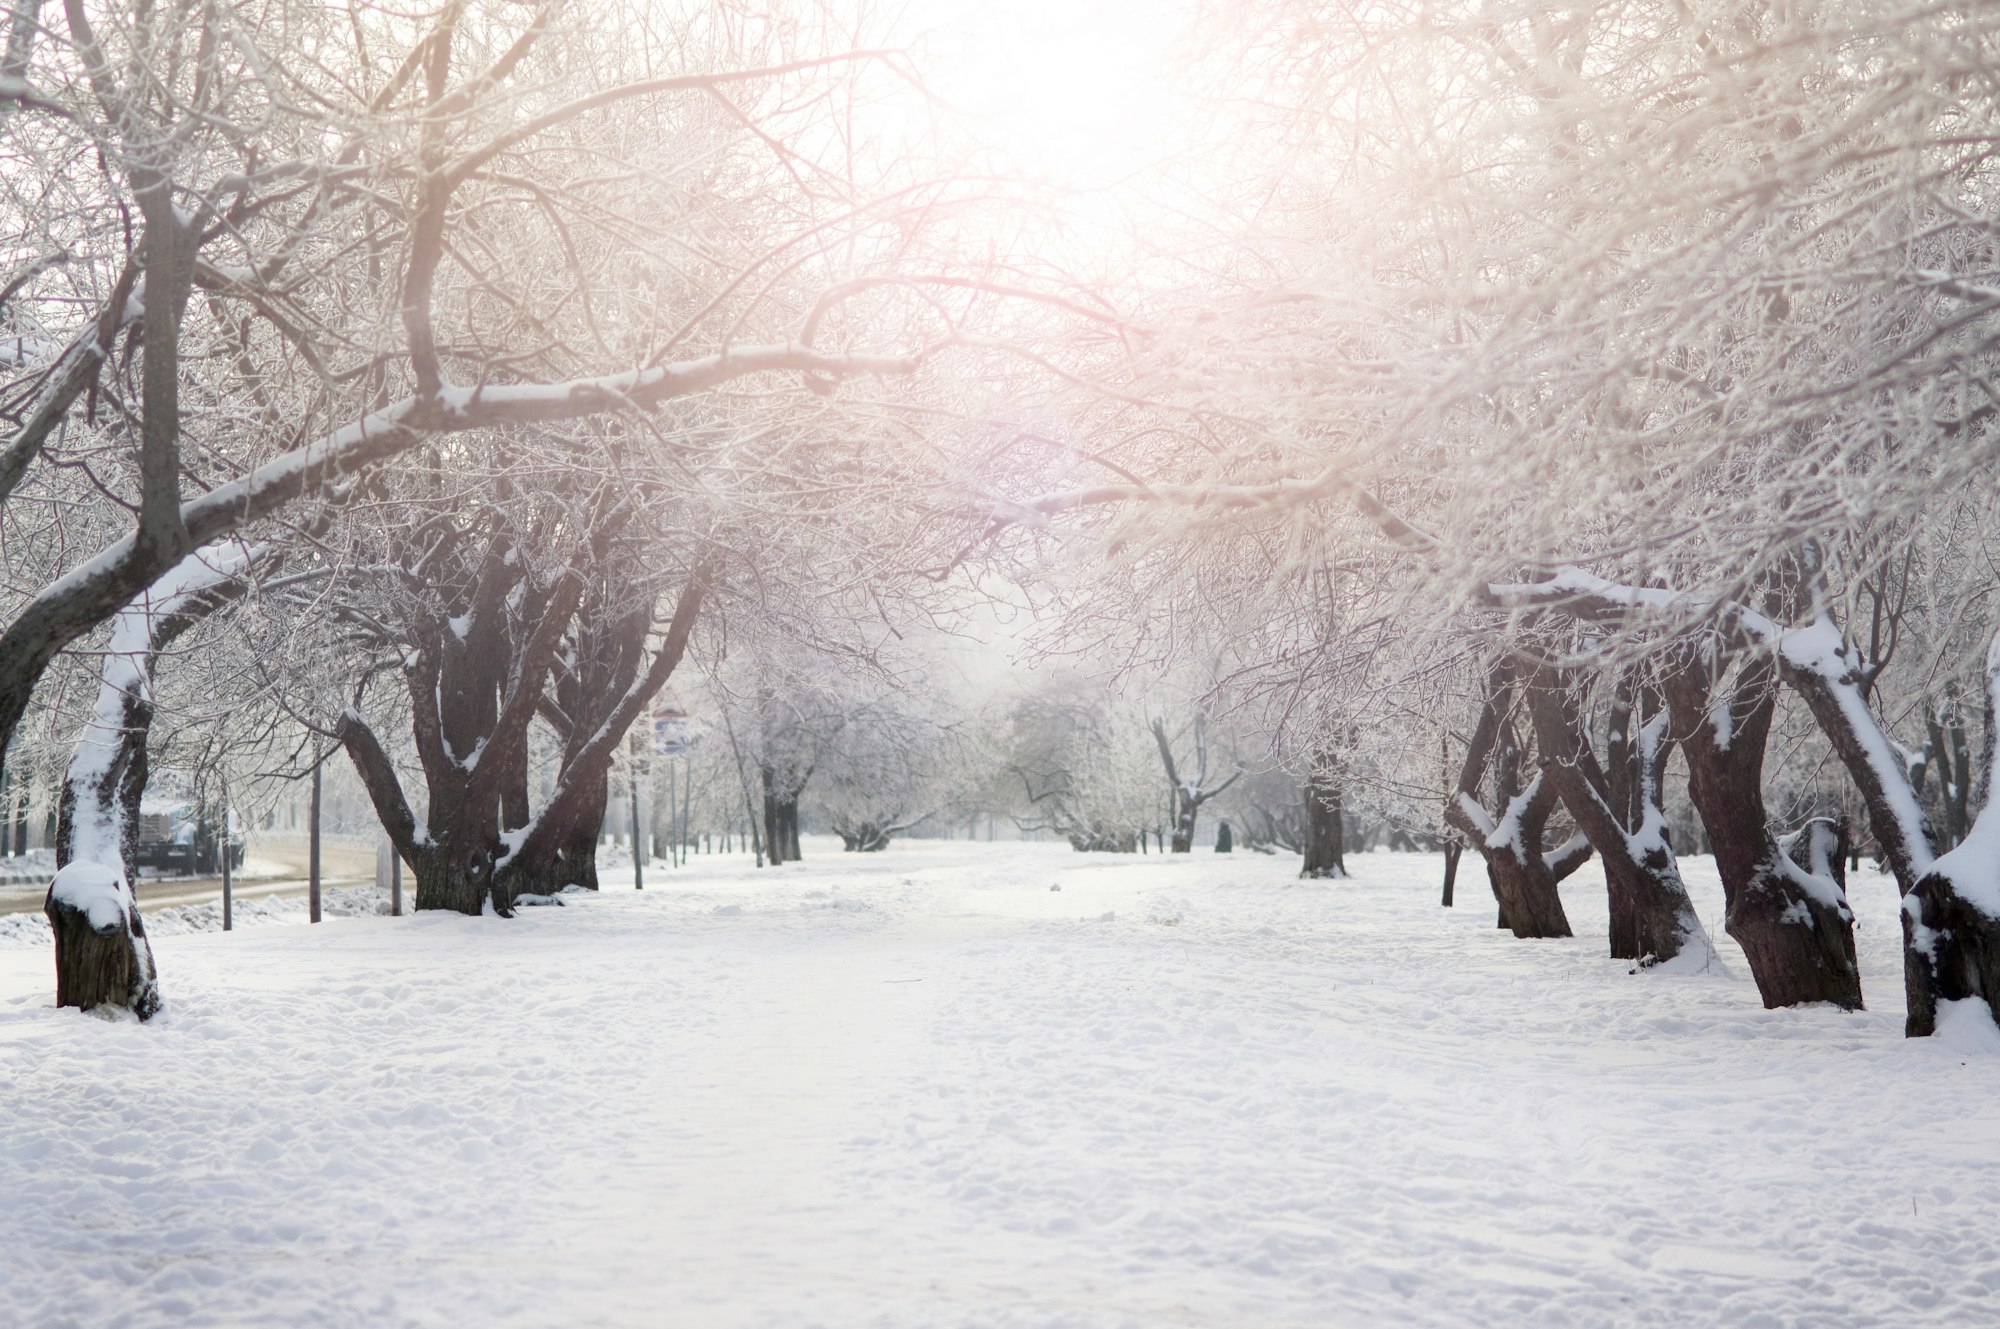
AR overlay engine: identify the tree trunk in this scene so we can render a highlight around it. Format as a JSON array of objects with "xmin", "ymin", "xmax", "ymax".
[
  {"xmin": 1151, "ymin": 714, "xmax": 1238, "ymax": 855},
  {"xmin": 763, "ymin": 782, "xmax": 801, "ymax": 864},
  {"xmin": 839, "ymin": 820, "xmax": 895, "ymax": 852},
  {"xmin": 1523, "ymin": 663, "xmax": 1714, "ymax": 968},
  {"xmin": 46, "ymin": 545, "xmax": 255, "ymax": 1019},
  {"xmin": 1170, "ymin": 788, "xmax": 1197, "ymax": 853},
  {"xmin": 1479, "ymin": 810, "xmax": 1580, "ymax": 939},
  {"xmin": 410, "ymin": 846, "xmax": 492, "ymax": 916},
  {"xmin": 1443, "ymin": 664, "xmax": 1577, "ymax": 939},
  {"xmin": 1900, "ymin": 636, "xmax": 2000, "ymax": 1035},
  {"xmin": 46, "ymin": 863, "xmax": 160, "ymax": 1019},
  {"xmin": 504, "ymin": 769, "xmax": 606, "ymax": 895},
  {"xmin": 1300, "ymin": 756, "xmax": 1347, "ymax": 879},
  {"xmin": 1441, "ymin": 840, "xmax": 1462, "ymax": 906},
  {"xmin": 1666, "ymin": 653, "xmax": 1862, "ymax": 1009}
]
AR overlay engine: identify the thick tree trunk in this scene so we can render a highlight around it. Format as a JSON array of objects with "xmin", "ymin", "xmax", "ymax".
[
  {"xmin": 1904, "ymin": 861, "xmax": 2000, "ymax": 1038},
  {"xmin": 1523, "ymin": 662, "xmax": 1714, "ymax": 968},
  {"xmin": 1475, "ymin": 803, "xmax": 1584, "ymax": 939},
  {"xmin": 839, "ymin": 821, "xmax": 895, "ymax": 852},
  {"xmin": 410, "ymin": 846, "xmax": 492, "ymax": 916},
  {"xmin": 1900, "ymin": 636, "xmax": 2000, "ymax": 1035},
  {"xmin": 763, "ymin": 782, "xmax": 801, "ymax": 864},
  {"xmin": 501, "ymin": 770, "xmax": 606, "ymax": 896},
  {"xmin": 554, "ymin": 774, "xmax": 607, "ymax": 891},
  {"xmin": 1666, "ymin": 654, "xmax": 1862, "ymax": 1009},
  {"xmin": 1443, "ymin": 664, "xmax": 1577, "ymax": 939},
  {"xmin": 1170, "ymin": 790, "xmax": 1196, "ymax": 853},
  {"xmin": 343, "ymin": 708, "xmax": 505, "ymax": 917},
  {"xmin": 46, "ymin": 862, "xmax": 160, "ymax": 1019},
  {"xmin": 1300, "ymin": 756, "xmax": 1347, "ymax": 879}
]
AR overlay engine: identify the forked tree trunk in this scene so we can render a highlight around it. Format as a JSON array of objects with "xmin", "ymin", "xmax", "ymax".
[
  {"xmin": 501, "ymin": 769, "xmax": 607, "ymax": 895},
  {"xmin": 494, "ymin": 572, "xmax": 708, "ymax": 901},
  {"xmin": 1444, "ymin": 663, "xmax": 1580, "ymax": 939},
  {"xmin": 1665, "ymin": 651, "xmax": 1862, "ymax": 1009},
  {"xmin": 1300, "ymin": 752, "xmax": 1347, "ymax": 879},
  {"xmin": 1151, "ymin": 715, "xmax": 1240, "ymax": 857},
  {"xmin": 344, "ymin": 530, "xmax": 585, "ymax": 917},
  {"xmin": 1523, "ymin": 661, "xmax": 1716, "ymax": 969},
  {"xmin": 839, "ymin": 822, "xmax": 891, "ymax": 852},
  {"xmin": 1471, "ymin": 776, "xmax": 1586, "ymax": 939}
]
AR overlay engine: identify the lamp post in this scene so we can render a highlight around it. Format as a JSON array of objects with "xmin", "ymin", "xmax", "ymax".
[
  {"xmin": 629, "ymin": 730, "xmax": 644, "ymax": 891},
  {"xmin": 309, "ymin": 758, "xmax": 322, "ymax": 924},
  {"xmin": 220, "ymin": 773, "xmax": 233, "ymax": 932}
]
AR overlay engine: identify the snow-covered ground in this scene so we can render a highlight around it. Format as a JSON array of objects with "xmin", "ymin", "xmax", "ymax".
[{"xmin": 2, "ymin": 839, "xmax": 1995, "ymax": 1328}]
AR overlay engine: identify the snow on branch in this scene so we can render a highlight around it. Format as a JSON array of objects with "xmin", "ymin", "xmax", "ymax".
[{"xmin": 18, "ymin": 341, "xmax": 916, "ymax": 663}]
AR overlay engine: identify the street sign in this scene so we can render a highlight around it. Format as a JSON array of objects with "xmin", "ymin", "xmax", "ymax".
[{"xmin": 653, "ymin": 700, "xmax": 695, "ymax": 755}]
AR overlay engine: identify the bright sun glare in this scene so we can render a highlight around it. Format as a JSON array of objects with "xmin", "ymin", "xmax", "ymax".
[{"xmin": 909, "ymin": 0, "xmax": 1193, "ymax": 191}]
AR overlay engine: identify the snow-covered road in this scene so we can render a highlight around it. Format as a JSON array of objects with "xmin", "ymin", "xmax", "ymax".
[{"xmin": 2, "ymin": 841, "xmax": 1996, "ymax": 1327}]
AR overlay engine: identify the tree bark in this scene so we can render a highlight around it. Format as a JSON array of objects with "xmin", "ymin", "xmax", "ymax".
[
  {"xmin": 505, "ymin": 768, "xmax": 606, "ymax": 894},
  {"xmin": 1665, "ymin": 650, "xmax": 1862, "ymax": 1009},
  {"xmin": 1300, "ymin": 750, "xmax": 1347, "ymax": 879},
  {"xmin": 1522, "ymin": 661, "xmax": 1714, "ymax": 968},
  {"xmin": 46, "ymin": 873, "xmax": 159, "ymax": 1020},
  {"xmin": 1151, "ymin": 715, "xmax": 1240, "ymax": 857},
  {"xmin": 763, "ymin": 776, "xmax": 802, "ymax": 864},
  {"xmin": 1443, "ymin": 663, "xmax": 1578, "ymax": 939},
  {"xmin": 1170, "ymin": 788, "xmax": 1197, "ymax": 854},
  {"xmin": 47, "ymin": 545, "xmax": 257, "ymax": 1018},
  {"xmin": 1900, "ymin": 634, "xmax": 2000, "ymax": 1035}
]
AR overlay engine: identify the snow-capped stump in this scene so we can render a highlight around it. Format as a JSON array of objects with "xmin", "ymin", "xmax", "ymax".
[{"xmin": 44, "ymin": 861, "xmax": 161, "ymax": 1020}]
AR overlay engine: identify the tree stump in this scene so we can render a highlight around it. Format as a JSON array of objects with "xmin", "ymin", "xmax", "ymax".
[{"xmin": 45, "ymin": 862, "xmax": 160, "ymax": 1020}]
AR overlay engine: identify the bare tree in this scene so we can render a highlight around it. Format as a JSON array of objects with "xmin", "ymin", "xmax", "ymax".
[{"xmin": 1149, "ymin": 712, "xmax": 1240, "ymax": 854}]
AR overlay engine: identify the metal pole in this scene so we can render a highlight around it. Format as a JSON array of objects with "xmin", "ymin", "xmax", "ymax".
[
  {"xmin": 666, "ymin": 757, "xmax": 676, "ymax": 869},
  {"xmin": 681, "ymin": 752, "xmax": 693, "ymax": 867},
  {"xmin": 629, "ymin": 735, "xmax": 644, "ymax": 891},
  {"xmin": 220, "ymin": 774, "xmax": 233, "ymax": 932},
  {"xmin": 391, "ymin": 843, "xmax": 402, "ymax": 916},
  {"xmin": 309, "ymin": 760, "xmax": 322, "ymax": 923}
]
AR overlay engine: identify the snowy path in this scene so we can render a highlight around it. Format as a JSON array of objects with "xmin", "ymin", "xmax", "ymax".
[{"xmin": 3, "ymin": 841, "xmax": 1997, "ymax": 1327}]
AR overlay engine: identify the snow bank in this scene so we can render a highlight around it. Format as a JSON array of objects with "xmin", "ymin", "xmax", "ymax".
[{"xmin": 0, "ymin": 884, "xmax": 398, "ymax": 949}]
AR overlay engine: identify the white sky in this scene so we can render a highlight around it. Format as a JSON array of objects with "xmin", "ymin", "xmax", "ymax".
[{"xmin": 893, "ymin": 0, "xmax": 1200, "ymax": 193}]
